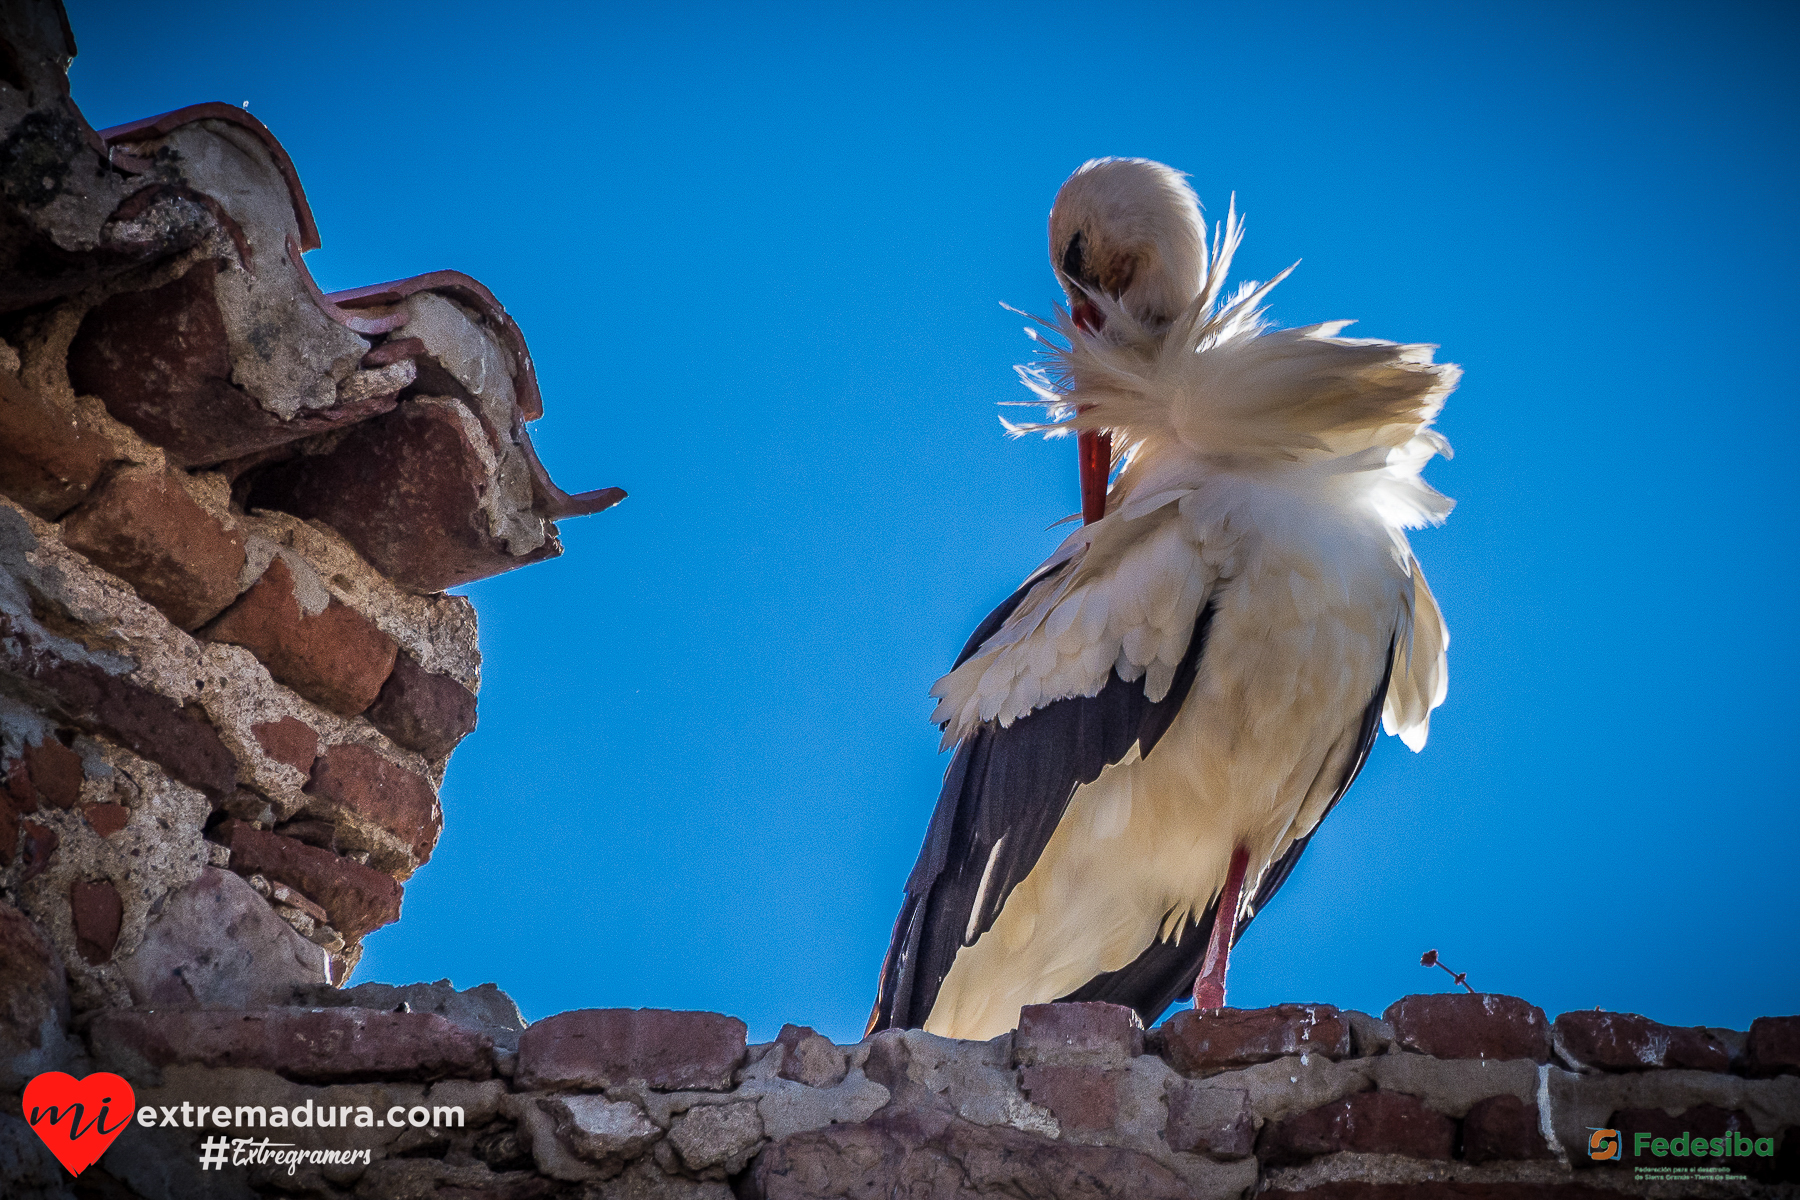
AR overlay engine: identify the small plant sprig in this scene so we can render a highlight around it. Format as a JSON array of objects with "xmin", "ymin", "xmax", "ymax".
[{"xmin": 1419, "ymin": 949, "xmax": 1475, "ymax": 994}]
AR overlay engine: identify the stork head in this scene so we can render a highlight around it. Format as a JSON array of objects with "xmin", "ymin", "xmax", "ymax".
[{"xmin": 1048, "ymin": 158, "xmax": 1206, "ymax": 337}]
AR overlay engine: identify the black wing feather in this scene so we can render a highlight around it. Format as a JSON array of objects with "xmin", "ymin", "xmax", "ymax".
[
  {"xmin": 1056, "ymin": 637, "xmax": 1398, "ymax": 1028},
  {"xmin": 869, "ymin": 583, "xmax": 1218, "ymax": 1033}
]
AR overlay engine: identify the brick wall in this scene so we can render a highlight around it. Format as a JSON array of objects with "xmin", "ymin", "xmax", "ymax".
[{"xmin": 1, "ymin": 3, "xmax": 1794, "ymax": 1198}]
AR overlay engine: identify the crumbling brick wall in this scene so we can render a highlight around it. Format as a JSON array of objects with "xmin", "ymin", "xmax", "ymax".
[
  {"xmin": 8, "ymin": 979, "xmax": 1800, "ymax": 1198},
  {"xmin": 0, "ymin": 0, "xmax": 619, "ymax": 1038},
  {"xmin": 1, "ymin": 3, "xmax": 1796, "ymax": 1199}
]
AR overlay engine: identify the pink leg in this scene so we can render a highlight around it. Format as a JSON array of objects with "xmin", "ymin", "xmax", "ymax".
[{"xmin": 1192, "ymin": 844, "xmax": 1250, "ymax": 1011}]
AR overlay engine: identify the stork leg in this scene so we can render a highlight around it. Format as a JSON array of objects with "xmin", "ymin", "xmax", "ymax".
[{"xmin": 1192, "ymin": 843, "xmax": 1250, "ymax": 1010}]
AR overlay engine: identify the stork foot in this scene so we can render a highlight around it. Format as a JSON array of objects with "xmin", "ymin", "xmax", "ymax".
[{"xmin": 1192, "ymin": 843, "xmax": 1250, "ymax": 1011}]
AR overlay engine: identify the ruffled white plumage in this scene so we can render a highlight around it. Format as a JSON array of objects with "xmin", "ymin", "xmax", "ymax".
[{"xmin": 932, "ymin": 205, "xmax": 1453, "ymax": 754}]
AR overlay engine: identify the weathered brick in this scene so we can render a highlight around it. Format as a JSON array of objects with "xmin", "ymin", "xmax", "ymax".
[
  {"xmin": 1747, "ymin": 1017, "xmax": 1800, "ymax": 1078},
  {"xmin": 22, "ymin": 736, "xmax": 82, "ymax": 809},
  {"xmin": 367, "ymin": 651, "xmax": 477, "ymax": 760},
  {"xmin": 1165, "ymin": 1081, "xmax": 1254, "ymax": 1159},
  {"xmin": 251, "ymin": 716, "xmax": 319, "ymax": 777},
  {"xmin": 1461, "ymin": 1094, "xmax": 1555, "ymax": 1163},
  {"xmin": 272, "ymin": 818, "xmax": 339, "ymax": 853},
  {"xmin": 1016, "ymin": 1001, "xmax": 1143, "ymax": 1067},
  {"xmin": 243, "ymin": 400, "xmax": 560, "ymax": 593},
  {"xmin": 203, "ymin": 556, "xmax": 398, "ymax": 716},
  {"xmin": 1553, "ymin": 1010, "xmax": 1730, "ymax": 1073},
  {"xmin": 218, "ymin": 821, "xmax": 401, "ymax": 939},
  {"xmin": 516, "ymin": 1009, "xmax": 747, "ymax": 1092},
  {"xmin": 1383, "ymin": 994, "xmax": 1550, "ymax": 1063},
  {"xmin": 3, "ymin": 756, "xmax": 31, "ymax": 808},
  {"xmin": 0, "ymin": 370, "xmax": 113, "ymax": 519},
  {"xmin": 59, "ymin": 466, "xmax": 246, "ymax": 630},
  {"xmin": 0, "ymin": 613, "xmax": 237, "ymax": 798},
  {"xmin": 80, "ymin": 802, "xmax": 129, "ymax": 838},
  {"xmin": 1020, "ymin": 1064, "xmax": 1121, "ymax": 1132},
  {"xmin": 69, "ymin": 878, "xmax": 122, "ymax": 964},
  {"xmin": 67, "ymin": 262, "xmax": 382, "ymax": 468},
  {"xmin": 1161, "ymin": 1003, "xmax": 1351, "ymax": 1075},
  {"xmin": 1259, "ymin": 1091, "xmax": 1456, "ymax": 1165},
  {"xmin": 0, "ymin": 901, "xmax": 70, "ymax": 1091},
  {"xmin": 305, "ymin": 742, "xmax": 441, "ymax": 866},
  {"xmin": 89, "ymin": 1007, "xmax": 493, "ymax": 1082},
  {"xmin": 19, "ymin": 820, "xmax": 59, "ymax": 882}
]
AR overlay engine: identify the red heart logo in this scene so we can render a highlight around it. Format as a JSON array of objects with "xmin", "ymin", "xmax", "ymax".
[{"xmin": 22, "ymin": 1071, "xmax": 137, "ymax": 1177}]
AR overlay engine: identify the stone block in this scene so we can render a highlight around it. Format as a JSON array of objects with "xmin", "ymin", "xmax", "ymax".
[
  {"xmin": 304, "ymin": 742, "xmax": 441, "ymax": 867},
  {"xmin": 774, "ymin": 1024, "xmax": 848, "ymax": 1089},
  {"xmin": 1016, "ymin": 1001, "xmax": 1144, "ymax": 1067},
  {"xmin": 516, "ymin": 1009, "xmax": 748, "ymax": 1092},
  {"xmin": 318, "ymin": 979, "xmax": 528, "ymax": 1054},
  {"xmin": 117, "ymin": 866, "xmax": 329, "ymax": 1008},
  {"xmin": 0, "ymin": 901, "xmax": 71, "ymax": 1091},
  {"xmin": 1161, "ymin": 1003, "xmax": 1351, "ymax": 1075},
  {"xmin": 0, "ymin": 1110, "xmax": 71, "ymax": 1197},
  {"xmin": 203, "ymin": 556, "xmax": 398, "ymax": 715},
  {"xmin": 217, "ymin": 821, "xmax": 402, "ymax": 939},
  {"xmin": 21, "ymin": 735, "xmax": 83, "ymax": 809},
  {"xmin": 69, "ymin": 878, "xmax": 122, "ymax": 964},
  {"xmin": 251, "ymin": 716, "xmax": 318, "ymax": 776},
  {"xmin": 1383, "ymin": 994, "xmax": 1550, "ymax": 1063},
  {"xmin": 367, "ymin": 650, "xmax": 478, "ymax": 759},
  {"xmin": 544, "ymin": 1094, "xmax": 662, "ymax": 1168},
  {"xmin": 1258, "ymin": 1091, "xmax": 1456, "ymax": 1165},
  {"xmin": 1461, "ymin": 1093, "xmax": 1555, "ymax": 1163},
  {"xmin": 1345, "ymin": 1010, "xmax": 1396, "ymax": 1057},
  {"xmin": 59, "ymin": 466, "xmax": 246, "ymax": 630},
  {"xmin": 752, "ymin": 1109, "xmax": 1195, "ymax": 1200},
  {"xmin": 668, "ymin": 1101, "xmax": 763, "ymax": 1175},
  {"xmin": 1165, "ymin": 1081, "xmax": 1254, "ymax": 1159},
  {"xmin": 89, "ymin": 1006, "xmax": 493, "ymax": 1083},
  {"xmin": 1606, "ymin": 1103, "xmax": 1753, "ymax": 1159},
  {"xmin": 1020, "ymin": 1063, "xmax": 1121, "ymax": 1132},
  {"xmin": 1747, "ymin": 1016, "xmax": 1800, "ymax": 1078},
  {"xmin": 1553, "ymin": 1010, "xmax": 1730, "ymax": 1073},
  {"xmin": 350, "ymin": 1159, "xmax": 562, "ymax": 1200}
]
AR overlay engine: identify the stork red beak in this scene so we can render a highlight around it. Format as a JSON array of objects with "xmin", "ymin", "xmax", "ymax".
[
  {"xmin": 1071, "ymin": 301, "xmax": 1111, "ymax": 524},
  {"xmin": 1071, "ymin": 298, "xmax": 1104, "ymax": 334}
]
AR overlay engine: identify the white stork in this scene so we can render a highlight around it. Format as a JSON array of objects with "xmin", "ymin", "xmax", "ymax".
[{"xmin": 869, "ymin": 158, "xmax": 1454, "ymax": 1041}]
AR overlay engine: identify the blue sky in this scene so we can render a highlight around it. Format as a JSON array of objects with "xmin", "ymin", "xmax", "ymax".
[{"xmin": 69, "ymin": 1, "xmax": 1798, "ymax": 1042}]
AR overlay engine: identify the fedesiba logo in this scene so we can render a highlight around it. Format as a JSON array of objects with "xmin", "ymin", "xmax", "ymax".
[
  {"xmin": 1588, "ymin": 1127, "xmax": 1621, "ymax": 1161},
  {"xmin": 1589, "ymin": 1122, "xmax": 1775, "ymax": 1164}
]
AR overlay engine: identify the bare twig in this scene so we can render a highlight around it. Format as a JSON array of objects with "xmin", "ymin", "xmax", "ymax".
[{"xmin": 1419, "ymin": 949, "xmax": 1475, "ymax": 994}]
